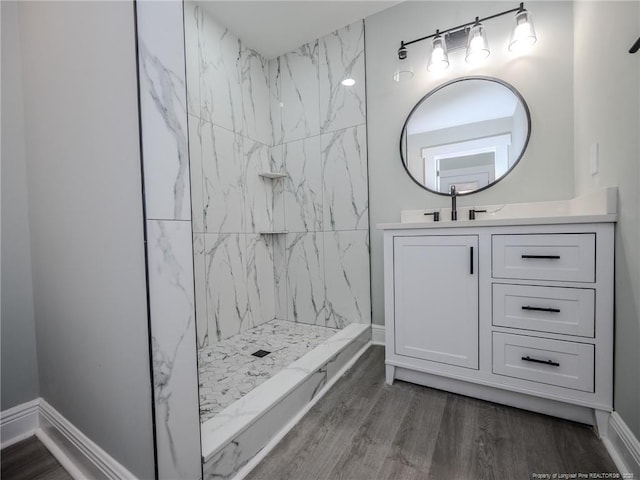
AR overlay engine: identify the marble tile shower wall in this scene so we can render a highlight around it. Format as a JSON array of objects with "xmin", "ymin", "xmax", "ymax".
[
  {"xmin": 185, "ymin": 3, "xmax": 371, "ymax": 348},
  {"xmin": 136, "ymin": 2, "xmax": 201, "ymax": 478},
  {"xmin": 186, "ymin": 2, "xmax": 276, "ymax": 348},
  {"xmin": 271, "ymin": 21, "xmax": 371, "ymax": 331}
]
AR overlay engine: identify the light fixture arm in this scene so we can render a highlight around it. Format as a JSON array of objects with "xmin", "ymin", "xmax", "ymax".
[{"xmin": 400, "ymin": 3, "xmax": 525, "ymax": 51}]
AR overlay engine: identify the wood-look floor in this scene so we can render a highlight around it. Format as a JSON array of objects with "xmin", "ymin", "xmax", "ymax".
[
  {"xmin": 1, "ymin": 436, "xmax": 72, "ymax": 480},
  {"xmin": 247, "ymin": 346, "xmax": 618, "ymax": 480}
]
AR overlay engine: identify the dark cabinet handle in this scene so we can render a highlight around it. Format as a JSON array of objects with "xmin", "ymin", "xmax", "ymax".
[
  {"xmin": 468, "ymin": 209, "xmax": 486, "ymax": 220},
  {"xmin": 470, "ymin": 246, "xmax": 474, "ymax": 275},
  {"xmin": 521, "ymin": 254, "xmax": 561, "ymax": 259},
  {"xmin": 521, "ymin": 305, "xmax": 561, "ymax": 313},
  {"xmin": 521, "ymin": 356, "xmax": 560, "ymax": 367}
]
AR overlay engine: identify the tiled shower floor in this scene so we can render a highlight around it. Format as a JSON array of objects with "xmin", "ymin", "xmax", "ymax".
[{"xmin": 198, "ymin": 319, "xmax": 339, "ymax": 423}]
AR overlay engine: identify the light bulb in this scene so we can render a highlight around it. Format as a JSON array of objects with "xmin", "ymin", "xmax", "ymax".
[
  {"xmin": 341, "ymin": 78, "xmax": 356, "ymax": 86},
  {"xmin": 471, "ymin": 35, "xmax": 485, "ymax": 50},
  {"xmin": 433, "ymin": 45, "xmax": 444, "ymax": 61},
  {"xmin": 465, "ymin": 22, "xmax": 490, "ymax": 64},
  {"xmin": 427, "ymin": 34, "xmax": 449, "ymax": 73},
  {"xmin": 509, "ymin": 9, "xmax": 537, "ymax": 52}
]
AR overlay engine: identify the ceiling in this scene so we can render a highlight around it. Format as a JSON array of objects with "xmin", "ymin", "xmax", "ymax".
[{"xmin": 197, "ymin": 1, "xmax": 401, "ymax": 59}]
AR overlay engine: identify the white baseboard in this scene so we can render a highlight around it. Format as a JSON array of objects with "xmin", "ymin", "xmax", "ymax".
[
  {"xmin": 35, "ymin": 427, "xmax": 89, "ymax": 479},
  {"xmin": 602, "ymin": 412, "xmax": 640, "ymax": 478},
  {"xmin": 1, "ymin": 398, "xmax": 137, "ymax": 479},
  {"xmin": 4, "ymin": 394, "xmax": 637, "ymax": 480},
  {"xmin": 371, "ymin": 324, "xmax": 385, "ymax": 345},
  {"xmin": 0, "ymin": 399, "xmax": 40, "ymax": 449}
]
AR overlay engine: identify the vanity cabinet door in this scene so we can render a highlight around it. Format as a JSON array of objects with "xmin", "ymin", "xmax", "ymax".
[{"xmin": 393, "ymin": 235, "xmax": 479, "ymax": 369}]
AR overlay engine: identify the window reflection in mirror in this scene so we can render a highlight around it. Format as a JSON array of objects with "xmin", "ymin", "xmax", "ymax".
[{"xmin": 400, "ymin": 77, "xmax": 531, "ymax": 195}]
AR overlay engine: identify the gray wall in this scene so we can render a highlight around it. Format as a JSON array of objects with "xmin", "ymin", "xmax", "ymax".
[
  {"xmin": 573, "ymin": 1, "xmax": 640, "ymax": 439},
  {"xmin": 366, "ymin": 0, "xmax": 640, "ymax": 440},
  {"xmin": 365, "ymin": 1, "xmax": 575, "ymax": 327},
  {"xmin": 15, "ymin": 2, "xmax": 155, "ymax": 477},
  {"xmin": 1, "ymin": 1, "xmax": 40, "ymax": 411}
]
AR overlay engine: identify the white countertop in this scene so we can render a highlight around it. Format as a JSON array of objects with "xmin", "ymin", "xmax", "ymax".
[
  {"xmin": 378, "ymin": 213, "xmax": 617, "ymax": 230},
  {"xmin": 377, "ymin": 187, "xmax": 618, "ymax": 230}
]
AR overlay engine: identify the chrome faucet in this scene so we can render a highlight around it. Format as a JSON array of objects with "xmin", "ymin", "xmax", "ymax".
[{"xmin": 450, "ymin": 185, "xmax": 457, "ymax": 221}]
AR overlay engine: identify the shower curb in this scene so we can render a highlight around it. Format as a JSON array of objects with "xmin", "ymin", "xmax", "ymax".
[{"xmin": 201, "ymin": 323, "xmax": 371, "ymax": 480}]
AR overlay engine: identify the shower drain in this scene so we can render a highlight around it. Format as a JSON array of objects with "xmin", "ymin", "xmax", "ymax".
[{"xmin": 251, "ymin": 349, "xmax": 271, "ymax": 358}]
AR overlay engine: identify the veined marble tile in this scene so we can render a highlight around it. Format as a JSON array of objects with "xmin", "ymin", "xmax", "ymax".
[
  {"xmin": 197, "ymin": 319, "xmax": 337, "ymax": 422},
  {"xmin": 198, "ymin": 8, "xmax": 243, "ymax": 133},
  {"xmin": 269, "ymin": 58, "xmax": 284, "ymax": 146},
  {"xmin": 200, "ymin": 324, "xmax": 370, "ymax": 479},
  {"xmin": 244, "ymin": 139, "xmax": 273, "ymax": 233},
  {"xmin": 203, "ymin": 368, "xmax": 327, "ymax": 480},
  {"xmin": 193, "ymin": 233, "xmax": 208, "ymax": 348},
  {"xmin": 272, "ymin": 232, "xmax": 288, "ymax": 321},
  {"xmin": 324, "ymin": 230, "xmax": 371, "ymax": 328},
  {"xmin": 204, "ymin": 233, "xmax": 250, "ymax": 341},
  {"xmin": 280, "ymin": 41, "xmax": 320, "ymax": 143},
  {"xmin": 269, "ymin": 145, "xmax": 286, "ymax": 233},
  {"xmin": 137, "ymin": 2, "xmax": 191, "ymax": 221},
  {"xmin": 201, "ymin": 122, "xmax": 245, "ymax": 233},
  {"xmin": 241, "ymin": 47, "xmax": 272, "ymax": 145},
  {"xmin": 246, "ymin": 234, "xmax": 276, "ymax": 327},
  {"xmin": 319, "ymin": 21, "xmax": 366, "ymax": 134},
  {"xmin": 146, "ymin": 219, "xmax": 200, "ymax": 480},
  {"xmin": 282, "ymin": 136, "xmax": 323, "ymax": 233},
  {"xmin": 286, "ymin": 232, "xmax": 325, "ymax": 325},
  {"xmin": 323, "ymin": 323, "xmax": 371, "ymax": 380},
  {"xmin": 188, "ymin": 114, "xmax": 204, "ymax": 233},
  {"xmin": 183, "ymin": 1, "xmax": 200, "ymax": 117},
  {"xmin": 322, "ymin": 125, "xmax": 369, "ymax": 231}
]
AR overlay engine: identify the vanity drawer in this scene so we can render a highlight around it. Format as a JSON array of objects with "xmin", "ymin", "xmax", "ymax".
[
  {"xmin": 492, "ymin": 234, "xmax": 595, "ymax": 283},
  {"xmin": 492, "ymin": 332, "xmax": 594, "ymax": 392},
  {"xmin": 493, "ymin": 284, "xmax": 595, "ymax": 337}
]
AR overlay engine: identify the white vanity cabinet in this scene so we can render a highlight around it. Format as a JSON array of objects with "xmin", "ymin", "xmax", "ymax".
[
  {"xmin": 381, "ymin": 220, "xmax": 615, "ymax": 433},
  {"xmin": 393, "ymin": 235, "xmax": 478, "ymax": 369}
]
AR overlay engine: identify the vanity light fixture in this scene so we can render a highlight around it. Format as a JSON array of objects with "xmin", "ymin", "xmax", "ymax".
[
  {"xmin": 509, "ymin": 5, "xmax": 537, "ymax": 52},
  {"xmin": 465, "ymin": 19, "xmax": 490, "ymax": 64},
  {"xmin": 427, "ymin": 31, "xmax": 450, "ymax": 73},
  {"xmin": 393, "ymin": 42, "xmax": 414, "ymax": 82},
  {"xmin": 394, "ymin": 2, "xmax": 536, "ymax": 81}
]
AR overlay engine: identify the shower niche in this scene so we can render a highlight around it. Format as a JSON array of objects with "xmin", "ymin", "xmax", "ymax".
[{"xmin": 183, "ymin": 2, "xmax": 372, "ymax": 477}]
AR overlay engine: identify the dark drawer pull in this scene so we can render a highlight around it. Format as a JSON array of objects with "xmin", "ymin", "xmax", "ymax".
[
  {"xmin": 470, "ymin": 246, "xmax": 474, "ymax": 275},
  {"xmin": 521, "ymin": 356, "xmax": 560, "ymax": 367},
  {"xmin": 521, "ymin": 254, "xmax": 561, "ymax": 259},
  {"xmin": 521, "ymin": 305, "xmax": 561, "ymax": 313}
]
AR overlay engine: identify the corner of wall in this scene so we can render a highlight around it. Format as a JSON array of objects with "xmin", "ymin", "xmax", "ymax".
[
  {"xmin": 0, "ymin": 0, "xmax": 40, "ymax": 413},
  {"xmin": 572, "ymin": 0, "xmax": 640, "ymax": 442}
]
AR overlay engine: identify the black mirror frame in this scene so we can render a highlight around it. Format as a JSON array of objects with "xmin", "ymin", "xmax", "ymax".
[{"xmin": 399, "ymin": 76, "xmax": 532, "ymax": 196}]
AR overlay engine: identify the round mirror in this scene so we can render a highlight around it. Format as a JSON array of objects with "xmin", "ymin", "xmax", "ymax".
[{"xmin": 400, "ymin": 76, "xmax": 531, "ymax": 196}]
